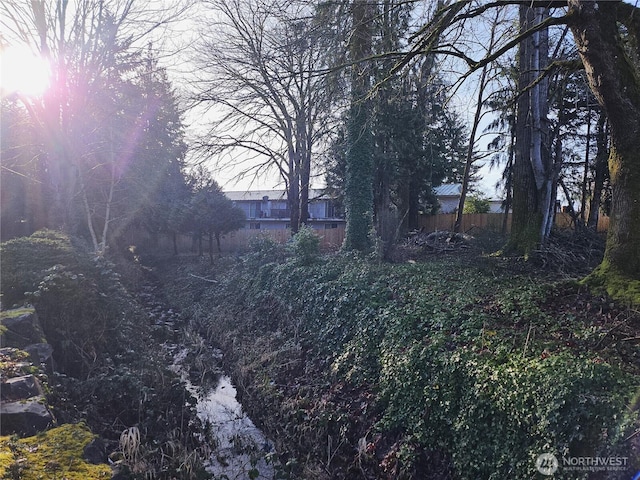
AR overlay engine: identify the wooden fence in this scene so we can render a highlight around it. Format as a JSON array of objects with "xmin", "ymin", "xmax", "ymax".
[
  {"xmin": 142, "ymin": 226, "xmax": 346, "ymax": 255},
  {"xmin": 128, "ymin": 212, "xmax": 609, "ymax": 255},
  {"xmin": 418, "ymin": 212, "xmax": 609, "ymax": 234},
  {"xmin": 418, "ymin": 213, "xmax": 509, "ymax": 233}
]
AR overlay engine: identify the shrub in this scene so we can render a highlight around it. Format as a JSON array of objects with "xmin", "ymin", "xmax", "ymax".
[
  {"xmin": 0, "ymin": 230, "xmax": 78, "ymax": 308},
  {"xmin": 290, "ymin": 224, "xmax": 320, "ymax": 265},
  {"xmin": 1, "ymin": 231, "xmax": 209, "ymax": 478},
  {"xmin": 244, "ymin": 232, "xmax": 287, "ymax": 268},
  {"xmin": 0, "ymin": 231, "xmax": 134, "ymax": 377},
  {"xmin": 379, "ymin": 348, "xmax": 634, "ymax": 478},
  {"xmin": 463, "ymin": 195, "xmax": 491, "ymax": 214}
]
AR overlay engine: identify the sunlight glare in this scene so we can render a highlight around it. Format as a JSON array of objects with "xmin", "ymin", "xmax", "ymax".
[{"xmin": 1, "ymin": 46, "xmax": 51, "ymax": 97}]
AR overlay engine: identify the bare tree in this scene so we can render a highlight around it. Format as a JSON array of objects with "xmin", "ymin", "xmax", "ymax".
[
  {"xmin": 454, "ymin": 8, "xmax": 506, "ymax": 233},
  {"xmin": 191, "ymin": 0, "xmax": 336, "ymax": 233}
]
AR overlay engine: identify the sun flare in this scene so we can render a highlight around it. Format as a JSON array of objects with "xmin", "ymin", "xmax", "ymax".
[{"xmin": 1, "ymin": 45, "xmax": 51, "ymax": 97}]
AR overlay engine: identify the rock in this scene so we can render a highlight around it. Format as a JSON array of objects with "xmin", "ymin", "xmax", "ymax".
[
  {"xmin": 0, "ymin": 396, "xmax": 54, "ymax": 436},
  {"xmin": 1, "ymin": 375, "xmax": 44, "ymax": 401},
  {"xmin": 83, "ymin": 437, "xmax": 107, "ymax": 464},
  {"xmin": 0, "ymin": 308, "xmax": 46, "ymax": 349},
  {"xmin": 24, "ymin": 342, "xmax": 54, "ymax": 368},
  {"xmin": 110, "ymin": 462, "xmax": 132, "ymax": 480}
]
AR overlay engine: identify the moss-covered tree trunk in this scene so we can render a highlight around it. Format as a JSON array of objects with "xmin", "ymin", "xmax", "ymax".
[
  {"xmin": 568, "ymin": 1, "xmax": 640, "ymax": 303},
  {"xmin": 343, "ymin": 0, "xmax": 374, "ymax": 252}
]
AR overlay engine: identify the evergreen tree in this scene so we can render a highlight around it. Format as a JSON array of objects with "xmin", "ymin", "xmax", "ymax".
[
  {"xmin": 188, "ymin": 177, "xmax": 245, "ymax": 263},
  {"xmin": 1, "ymin": 1, "xmax": 189, "ymax": 253},
  {"xmin": 114, "ymin": 49, "xmax": 189, "ymax": 246},
  {"xmin": 330, "ymin": 0, "xmax": 466, "ymax": 251},
  {"xmin": 342, "ymin": 0, "xmax": 375, "ymax": 252}
]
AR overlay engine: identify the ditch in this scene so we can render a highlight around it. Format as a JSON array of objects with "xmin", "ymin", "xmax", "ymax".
[{"xmin": 137, "ymin": 272, "xmax": 278, "ymax": 479}]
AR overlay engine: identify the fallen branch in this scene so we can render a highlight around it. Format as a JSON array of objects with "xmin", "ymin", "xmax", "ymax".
[{"xmin": 189, "ymin": 273, "xmax": 218, "ymax": 283}]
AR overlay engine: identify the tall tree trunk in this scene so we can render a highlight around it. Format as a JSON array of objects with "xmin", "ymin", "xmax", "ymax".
[
  {"xmin": 343, "ymin": 0, "xmax": 374, "ymax": 252},
  {"xmin": 216, "ymin": 232, "xmax": 222, "ymax": 255},
  {"xmin": 208, "ymin": 231, "xmax": 214, "ymax": 264},
  {"xmin": 297, "ymin": 99, "xmax": 312, "ymax": 227},
  {"xmin": 288, "ymin": 147, "xmax": 301, "ymax": 235},
  {"xmin": 454, "ymin": 63, "xmax": 490, "ymax": 232},
  {"xmin": 374, "ymin": 130, "xmax": 393, "ymax": 248},
  {"xmin": 34, "ymin": 0, "xmax": 74, "ymax": 231},
  {"xmin": 568, "ymin": 1, "xmax": 640, "ymax": 303},
  {"xmin": 299, "ymin": 148, "xmax": 311, "ymax": 227},
  {"xmin": 587, "ymin": 115, "xmax": 608, "ymax": 230},
  {"xmin": 502, "ymin": 130, "xmax": 515, "ymax": 235},
  {"xmin": 506, "ymin": 5, "xmax": 552, "ymax": 253},
  {"xmin": 580, "ymin": 104, "xmax": 592, "ymax": 223}
]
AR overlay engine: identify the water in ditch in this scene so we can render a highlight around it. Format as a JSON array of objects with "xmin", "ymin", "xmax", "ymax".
[
  {"xmin": 139, "ymin": 277, "xmax": 277, "ymax": 479},
  {"xmin": 171, "ymin": 348, "xmax": 277, "ymax": 479}
]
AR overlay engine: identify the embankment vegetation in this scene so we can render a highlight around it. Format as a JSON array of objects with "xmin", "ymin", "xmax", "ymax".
[{"xmin": 154, "ymin": 230, "xmax": 640, "ymax": 479}]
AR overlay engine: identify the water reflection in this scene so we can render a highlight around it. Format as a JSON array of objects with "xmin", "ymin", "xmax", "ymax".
[{"xmin": 172, "ymin": 348, "xmax": 276, "ymax": 479}]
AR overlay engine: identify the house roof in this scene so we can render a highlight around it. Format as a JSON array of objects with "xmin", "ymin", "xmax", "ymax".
[
  {"xmin": 224, "ymin": 189, "xmax": 333, "ymax": 202},
  {"xmin": 224, "ymin": 190, "xmax": 287, "ymax": 201},
  {"xmin": 433, "ymin": 183, "xmax": 462, "ymax": 197}
]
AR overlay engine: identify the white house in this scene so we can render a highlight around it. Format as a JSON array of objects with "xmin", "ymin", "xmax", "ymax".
[
  {"xmin": 433, "ymin": 183, "xmax": 505, "ymax": 214},
  {"xmin": 224, "ymin": 189, "xmax": 344, "ymax": 231},
  {"xmin": 433, "ymin": 183, "xmax": 463, "ymax": 213}
]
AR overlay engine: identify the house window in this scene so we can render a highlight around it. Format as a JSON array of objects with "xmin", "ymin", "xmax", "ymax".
[
  {"xmin": 324, "ymin": 202, "xmax": 335, "ymax": 218},
  {"xmin": 325, "ymin": 223, "xmax": 338, "ymax": 229},
  {"xmin": 249, "ymin": 222, "xmax": 261, "ymax": 230},
  {"xmin": 325, "ymin": 201, "xmax": 340, "ymax": 218},
  {"xmin": 249, "ymin": 202, "xmax": 262, "ymax": 218}
]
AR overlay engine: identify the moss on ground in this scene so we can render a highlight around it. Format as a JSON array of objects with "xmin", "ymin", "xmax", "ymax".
[
  {"xmin": 0, "ymin": 423, "xmax": 111, "ymax": 479},
  {"xmin": 0, "ymin": 308, "xmax": 35, "ymax": 320}
]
